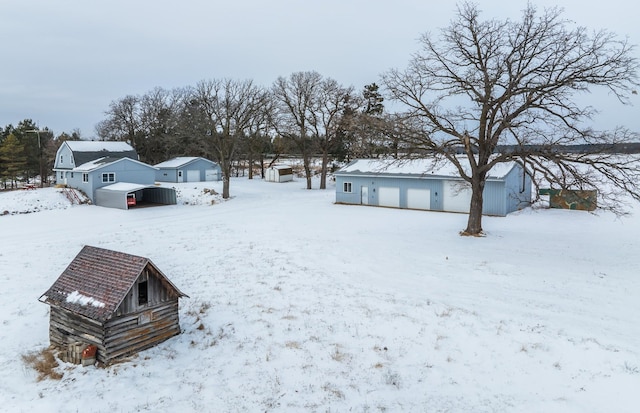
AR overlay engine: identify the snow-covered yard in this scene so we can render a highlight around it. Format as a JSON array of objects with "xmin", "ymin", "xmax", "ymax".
[{"xmin": 0, "ymin": 177, "xmax": 638, "ymax": 412}]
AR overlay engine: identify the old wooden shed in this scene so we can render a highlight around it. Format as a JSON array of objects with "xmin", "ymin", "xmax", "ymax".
[{"xmin": 39, "ymin": 245, "xmax": 188, "ymax": 364}]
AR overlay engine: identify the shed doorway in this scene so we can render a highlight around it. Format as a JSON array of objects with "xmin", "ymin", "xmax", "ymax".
[{"xmin": 361, "ymin": 186, "xmax": 369, "ymax": 205}]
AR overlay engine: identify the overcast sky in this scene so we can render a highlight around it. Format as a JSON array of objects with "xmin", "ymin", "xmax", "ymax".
[{"xmin": 1, "ymin": 0, "xmax": 638, "ymax": 138}]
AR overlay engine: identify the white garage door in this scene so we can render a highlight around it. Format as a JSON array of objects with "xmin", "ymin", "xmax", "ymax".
[
  {"xmin": 186, "ymin": 170, "xmax": 200, "ymax": 182},
  {"xmin": 205, "ymin": 169, "xmax": 218, "ymax": 181},
  {"xmin": 442, "ymin": 180, "xmax": 472, "ymax": 213},
  {"xmin": 407, "ymin": 188, "xmax": 431, "ymax": 210},
  {"xmin": 378, "ymin": 187, "xmax": 400, "ymax": 208}
]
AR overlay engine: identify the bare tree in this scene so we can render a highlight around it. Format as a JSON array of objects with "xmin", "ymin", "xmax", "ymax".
[
  {"xmin": 271, "ymin": 71, "xmax": 323, "ymax": 189},
  {"xmin": 138, "ymin": 87, "xmax": 185, "ymax": 164},
  {"xmin": 96, "ymin": 95, "xmax": 140, "ymax": 147},
  {"xmin": 189, "ymin": 79, "xmax": 269, "ymax": 199},
  {"xmin": 315, "ymin": 78, "xmax": 355, "ymax": 189},
  {"xmin": 383, "ymin": 2, "xmax": 639, "ymax": 236}
]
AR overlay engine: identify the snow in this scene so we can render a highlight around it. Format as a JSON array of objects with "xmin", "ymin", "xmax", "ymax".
[
  {"xmin": 0, "ymin": 177, "xmax": 639, "ymax": 412},
  {"xmin": 64, "ymin": 141, "xmax": 134, "ymax": 152},
  {"xmin": 154, "ymin": 157, "xmax": 200, "ymax": 168},
  {"xmin": 100, "ymin": 182, "xmax": 152, "ymax": 192},
  {"xmin": 65, "ymin": 291, "xmax": 106, "ymax": 308},
  {"xmin": 340, "ymin": 158, "xmax": 517, "ymax": 179}
]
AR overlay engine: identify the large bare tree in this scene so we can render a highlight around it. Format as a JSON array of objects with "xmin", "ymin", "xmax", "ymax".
[
  {"xmin": 315, "ymin": 78, "xmax": 355, "ymax": 189},
  {"xmin": 271, "ymin": 71, "xmax": 323, "ymax": 190},
  {"xmin": 383, "ymin": 2, "xmax": 639, "ymax": 236},
  {"xmin": 189, "ymin": 79, "xmax": 269, "ymax": 199}
]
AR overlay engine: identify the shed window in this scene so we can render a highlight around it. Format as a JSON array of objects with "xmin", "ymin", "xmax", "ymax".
[
  {"xmin": 343, "ymin": 182, "xmax": 352, "ymax": 193},
  {"xmin": 102, "ymin": 172, "xmax": 115, "ymax": 183},
  {"xmin": 138, "ymin": 281, "xmax": 148, "ymax": 305},
  {"xmin": 82, "ymin": 173, "xmax": 88, "ymax": 183}
]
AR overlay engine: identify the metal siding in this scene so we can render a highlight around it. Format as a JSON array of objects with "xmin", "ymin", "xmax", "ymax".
[
  {"xmin": 156, "ymin": 169, "xmax": 178, "ymax": 182},
  {"xmin": 95, "ymin": 189, "xmax": 128, "ymax": 210},
  {"xmin": 502, "ymin": 164, "xmax": 532, "ymax": 214},
  {"xmin": 145, "ymin": 187, "xmax": 177, "ymax": 205},
  {"xmin": 335, "ymin": 167, "xmax": 529, "ymax": 216},
  {"xmin": 88, "ymin": 160, "xmax": 156, "ymax": 201},
  {"xmin": 54, "ymin": 144, "xmax": 75, "ymax": 169},
  {"xmin": 482, "ymin": 181, "xmax": 506, "ymax": 216},
  {"xmin": 335, "ymin": 176, "xmax": 364, "ymax": 205}
]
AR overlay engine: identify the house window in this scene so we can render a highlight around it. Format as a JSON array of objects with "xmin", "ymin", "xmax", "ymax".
[
  {"xmin": 138, "ymin": 281, "xmax": 148, "ymax": 305},
  {"xmin": 82, "ymin": 173, "xmax": 88, "ymax": 183},
  {"xmin": 101, "ymin": 172, "xmax": 115, "ymax": 183},
  {"xmin": 70, "ymin": 172, "xmax": 74, "ymax": 178},
  {"xmin": 343, "ymin": 182, "xmax": 353, "ymax": 193},
  {"xmin": 60, "ymin": 155, "xmax": 63, "ymax": 164},
  {"xmin": 178, "ymin": 171, "xmax": 182, "ymax": 177}
]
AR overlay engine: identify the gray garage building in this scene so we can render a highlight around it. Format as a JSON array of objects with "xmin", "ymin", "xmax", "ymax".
[
  {"xmin": 95, "ymin": 183, "xmax": 177, "ymax": 210},
  {"xmin": 154, "ymin": 157, "xmax": 221, "ymax": 182},
  {"xmin": 334, "ymin": 158, "xmax": 531, "ymax": 216}
]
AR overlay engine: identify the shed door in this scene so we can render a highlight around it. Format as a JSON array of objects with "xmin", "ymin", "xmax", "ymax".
[
  {"xmin": 361, "ymin": 186, "xmax": 369, "ymax": 205},
  {"xmin": 378, "ymin": 187, "xmax": 400, "ymax": 208},
  {"xmin": 205, "ymin": 169, "xmax": 218, "ymax": 181},
  {"xmin": 442, "ymin": 180, "xmax": 472, "ymax": 213},
  {"xmin": 186, "ymin": 170, "xmax": 200, "ymax": 182},
  {"xmin": 407, "ymin": 189, "xmax": 431, "ymax": 210}
]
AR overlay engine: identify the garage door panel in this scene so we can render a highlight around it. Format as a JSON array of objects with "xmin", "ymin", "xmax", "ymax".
[
  {"xmin": 443, "ymin": 180, "xmax": 471, "ymax": 213},
  {"xmin": 186, "ymin": 170, "xmax": 200, "ymax": 182},
  {"xmin": 378, "ymin": 187, "xmax": 400, "ymax": 208},
  {"xmin": 407, "ymin": 188, "xmax": 430, "ymax": 210}
]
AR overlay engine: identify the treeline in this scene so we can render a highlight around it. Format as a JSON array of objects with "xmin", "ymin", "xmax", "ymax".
[
  {"xmin": 1, "ymin": 72, "xmax": 404, "ymax": 195},
  {"xmin": 94, "ymin": 73, "xmax": 398, "ymax": 197},
  {"xmin": 0, "ymin": 120, "xmax": 81, "ymax": 189}
]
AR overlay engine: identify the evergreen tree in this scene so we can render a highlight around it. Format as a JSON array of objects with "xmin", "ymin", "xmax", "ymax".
[{"xmin": 0, "ymin": 134, "xmax": 27, "ymax": 189}]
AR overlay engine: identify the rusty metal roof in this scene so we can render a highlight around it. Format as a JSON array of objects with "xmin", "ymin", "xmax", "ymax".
[{"xmin": 39, "ymin": 245, "xmax": 187, "ymax": 322}]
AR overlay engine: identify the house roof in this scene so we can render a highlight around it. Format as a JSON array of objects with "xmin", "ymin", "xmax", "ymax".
[
  {"xmin": 335, "ymin": 158, "xmax": 518, "ymax": 180},
  {"xmin": 63, "ymin": 141, "xmax": 138, "ymax": 167},
  {"xmin": 269, "ymin": 165, "xmax": 293, "ymax": 171},
  {"xmin": 73, "ymin": 156, "xmax": 158, "ymax": 172},
  {"xmin": 39, "ymin": 245, "xmax": 187, "ymax": 322},
  {"xmin": 66, "ymin": 141, "xmax": 135, "ymax": 152},
  {"xmin": 99, "ymin": 182, "xmax": 155, "ymax": 192},
  {"xmin": 154, "ymin": 157, "xmax": 217, "ymax": 169}
]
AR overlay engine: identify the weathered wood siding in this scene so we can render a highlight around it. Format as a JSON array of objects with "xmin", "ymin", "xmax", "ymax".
[
  {"xmin": 103, "ymin": 300, "xmax": 181, "ymax": 362},
  {"xmin": 49, "ymin": 307, "xmax": 107, "ymax": 358},
  {"xmin": 116, "ymin": 267, "xmax": 178, "ymax": 316}
]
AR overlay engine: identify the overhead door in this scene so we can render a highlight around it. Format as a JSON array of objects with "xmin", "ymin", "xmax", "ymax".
[
  {"xmin": 407, "ymin": 188, "xmax": 431, "ymax": 210},
  {"xmin": 205, "ymin": 169, "xmax": 218, "ymax": 181},
  {"xmin": 186, "ymin": 170, "xmax": 200, "ymax": 182},
  {"xmin": 442, "ymin": 180, "xmax": 472, "ymax": 213},
  {"xmin": 378, "ymin": 187, "xmax": 400, "ymax": 208}
]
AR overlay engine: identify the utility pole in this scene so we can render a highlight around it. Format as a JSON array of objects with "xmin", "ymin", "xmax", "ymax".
[{"xmin": 25, "ymin": 129, "xmax": 44, "ymax": 187}]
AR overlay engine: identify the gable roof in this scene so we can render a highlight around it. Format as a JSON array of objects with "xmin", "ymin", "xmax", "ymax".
[
  {"xmin": 73, "ymin": 156, "xmax": 158, "ymax": 172},
  {"xmin": 63, "ymin": 141, "xmax": 138, "ymax": 167},
  {"xmin": 154, "ymin": 157, "xmax": 217, "ymax": 169},
  {"xmin": 39, "ymin": 245, "xmax": 187, "ymax": 322},
  {"xmin": 336, "ymin": 158, "xmax": 519, "ymax": 180}
]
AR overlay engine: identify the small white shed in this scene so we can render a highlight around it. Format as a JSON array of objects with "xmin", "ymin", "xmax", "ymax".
[{"xmin": 265, "ymin": 165, "xmax": 293, "ymax": 183}]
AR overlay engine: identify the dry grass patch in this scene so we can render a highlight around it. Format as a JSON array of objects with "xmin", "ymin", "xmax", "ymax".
[{"xmin": 22, "ymin": 347, "xmax": 63, "ymax": 381}]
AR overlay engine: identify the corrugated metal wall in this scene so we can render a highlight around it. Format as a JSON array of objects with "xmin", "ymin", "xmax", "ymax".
[{"xmin": 336, "ymin": 167, "xmax": 531, "ymax": 216}]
